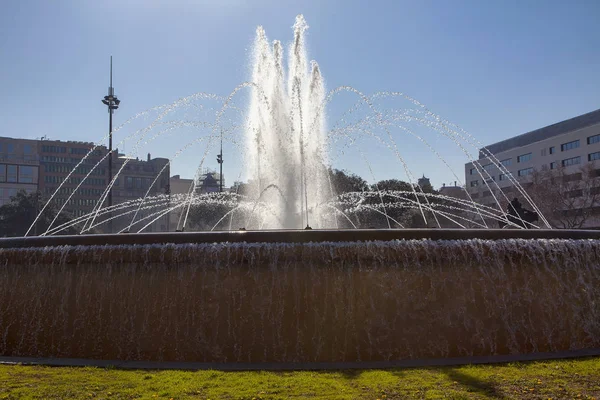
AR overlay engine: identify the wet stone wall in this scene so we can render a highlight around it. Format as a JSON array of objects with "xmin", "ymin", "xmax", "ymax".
[{"xmin": 1, "ymin": 239, "xmax": 599, "ymax": 363}]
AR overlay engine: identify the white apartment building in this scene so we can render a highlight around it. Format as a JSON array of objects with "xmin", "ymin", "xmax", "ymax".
[{"xmin": 465, "ymin": 108, "xmax": 600, "ymax": 226}]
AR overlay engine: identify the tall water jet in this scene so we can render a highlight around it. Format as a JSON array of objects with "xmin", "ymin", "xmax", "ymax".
[{"xmin": 246, "ymin": 15, "xmax": 331, "ymax": 229}]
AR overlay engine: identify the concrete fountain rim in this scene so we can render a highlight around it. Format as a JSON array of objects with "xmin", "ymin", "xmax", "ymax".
[
  {"xmin": 1, "ymin": 228, "xmax": 600, "ymax": 249},
  {"xmin": 2, "ymin": 348, "xmax": 600, "ymax": 371},
  {"xmin": 2, "ymin": 228, "xmax": 600, "ymax": 370}
]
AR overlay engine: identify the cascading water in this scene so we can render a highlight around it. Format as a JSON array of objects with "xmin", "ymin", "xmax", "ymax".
[
  {"xmin": 245, "ymin": 15, "xmax": 332, "ymax": 229},
  {"xmin": 1, "ymin": 236, "xmax": 600, "ymax": 363}
]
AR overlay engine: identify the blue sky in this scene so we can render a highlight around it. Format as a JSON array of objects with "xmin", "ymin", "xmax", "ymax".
[{"xmin": 1, "ymin": 0, "xmax": 599, "ymax": 188}]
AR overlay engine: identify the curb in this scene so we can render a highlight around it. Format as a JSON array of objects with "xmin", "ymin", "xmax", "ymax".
[{"xmin": 2, "ymin": 348, "xmax": 600, "ymax": 371}]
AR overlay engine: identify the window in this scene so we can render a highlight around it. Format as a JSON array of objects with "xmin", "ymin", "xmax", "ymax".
[
  {"xmin": 483, "ymin": 190, "xmax": 491, "ymax": 197},
  {"xmin": 500, "ymin": 158, "xmax": 512, "ymax": 167},
  {"xmin": 561, "ymin": 140, "xmax": 580, "ymax": 151},
  {"xmin": 0, "ymin": 164, "xmax": 5, "ymax": 182},
  {"xmin": 567, "ymin": 189, "xmax": 583, "ymax": 198},
  {"xmin": 499, "ymin": 173, "xmax": 508, "ymax": 181},
  {"xmin": 482, "ymin": 164, "xmax": 494, "ymax": 171},
  {"xmin": 7, "ymin": 144, "xmax": 14, "ymax": 154},
  {"xmin": 70, "ymin": 147, "xmax": 90, "ymax": 155},
  {"xmin": 562, "ymin": 156, "xmax": 581, "ymax": 167},
  {"xmin": 6, "ymin": 165, "xmax": 17, "ymax": 182},
  {"xmin": 549, "ymin": 146, "xmax": 555, "ymax": 154},
  {"xmin": 18, "ymin": 166, "xmax": 35, "ymax": 183},
  {"xmin": 41, "ymin": 145, "xmax": 67, "ymax": 153},
  {"xmin": 23, "ymin": 144, "xmax": 32, "ymax": 154},
  {"xmin": 517, "ymin": 153, "xmax": 532, "ymax": 163},
  {"xmin": 518, "ymin": 168, "xmax": 533, "ymax": 177},
  {"xmin": 589, "ymin": 152, "xmax": 600, "ymax": 162},
  {"xmin": 470, "ymin": 180, "xmax": 479, "ymax": 187},
  {"xmin": 588, "ymin": 134, "xmax": 600, "ymax": 145},
  {"xmin": 550, "ymin": 161, "xmax": 558, "ymax": 170}
]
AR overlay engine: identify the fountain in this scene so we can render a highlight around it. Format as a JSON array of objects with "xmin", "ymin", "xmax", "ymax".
[
  {"xmin": 245, "ymin": 16, "xmax": 331, "ymax": 229},
  {"xmin": 1, "ymin": 15, "xmax": 600, "ymax": 368}
]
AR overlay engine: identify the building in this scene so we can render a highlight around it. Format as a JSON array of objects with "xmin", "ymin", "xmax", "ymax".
[
  {"xmin": 0, "ymin": 137, "xmax": 40, "ymax": 206},
  {"xmin": 38, "ymin": 139, "xmax": 108, "ymax": 222},
  {"xmin": 465, "ymin": 108, "xmax": 600, "ymax": 227},
  {"xmin": 198, "ymin": 171, "xmax": 223, "ymax": 193},
  {"xmin": 2, "ymin": 136, "xmax": 171, "ymax": 234},
  {"xmin": 168, "ymin": 174, "xmax": 195, "ymax": 231},
  {"xmin": 439, "ymin": 182, "xmax": 467, "ymax": 200},
  {"xmin": 112, "ymin": 153, "xmax": 170, "ymax": 232},
  {"xmin": 169, "ymin": 174, "xmax": 194, "ymax": 196},
  {"xmin": 417, "ymin": 175, "xmax": 431, "ymax": 189}
]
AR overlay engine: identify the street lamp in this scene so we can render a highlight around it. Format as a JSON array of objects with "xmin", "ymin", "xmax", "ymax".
[
  {"xmin": 101, "ymin": 56, "xmax": 120, "ymax": 233},
  {"xmin": 217, "ymin": 129, "xmax": 223, "ymax": 192}
]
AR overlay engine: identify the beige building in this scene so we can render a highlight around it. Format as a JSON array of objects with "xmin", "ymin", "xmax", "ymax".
[
  {"xmin": 168, "ymin": 175, "xmax": 194, "ymax": 231},
  {"xmin": 0, "ymin": 137, "xmax": 39, "ymax": 206},
  {"xmin": 439, "ymin": 182, "xmax": 467, "ymax": 200},
  {"xmin": 110, "ymin": 153, "xmax": 170, "ymax": 233},
  {"xmin": 465, "ymin": 108, "xmax": 600, "ymax": 226}
]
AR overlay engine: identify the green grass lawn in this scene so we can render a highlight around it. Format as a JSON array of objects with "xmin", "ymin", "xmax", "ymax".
[{"xmin": 1, "ymin": 357, "xmax": 600, "ymax": 399}]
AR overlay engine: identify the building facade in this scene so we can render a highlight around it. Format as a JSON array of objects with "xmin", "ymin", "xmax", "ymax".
[
  {"xmin": 197, "ymin": 171, "xmax": 223, "ymax": 193},
  {"xmin": 38, "ymin": 140, "xmax": 108, "ymax": 222},
  {"xmin": 168, "ymin": 174, "xmax": 195, "ymax": 231},
  {"xmin": 112, "ymin": 153, "xmax": 170, "ymax": 232},
  {"xmin": 465, "ymin": 108, "xmax": 600, "ymax": 227},
  {"xmin": 0, "ymin": 137, "xmax": 40, "ymax": 206},
  {"xmin": 439, "ymin": 182, "xmax": 467, "ymax": 200},
  {"xmin": 2, "ymin": 136, "xmax": 171, "ymax": 234}
]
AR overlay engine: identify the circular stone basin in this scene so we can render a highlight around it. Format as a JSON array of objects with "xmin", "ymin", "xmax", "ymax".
[{"xmin": 1, "ymin": 229, "xmax": 599, "ymax": 366}]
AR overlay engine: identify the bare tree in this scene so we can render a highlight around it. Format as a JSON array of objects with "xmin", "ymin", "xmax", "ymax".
[{"xmin": 526, "ymin": 163, "xmax": 600, "ymax": 229}]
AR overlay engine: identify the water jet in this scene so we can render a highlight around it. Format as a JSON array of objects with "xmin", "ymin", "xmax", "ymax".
[{"xmin": 2, "ymin": 16, "xmax": 599, "ymax": 369}]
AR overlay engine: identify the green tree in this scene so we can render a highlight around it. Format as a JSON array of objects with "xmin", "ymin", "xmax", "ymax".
[
  {"xmin": 186, "ymin": 202, "xmax": 236, "ymax": 231},
  {"xmin": 0, "ymin": 191, "xmax": 78, "ymax": 237},
  {"xmin": 371, "ymin": 179, "xmax": 413, "ymax": 193},
  {"xmin": 329, "ymin": 168, "xmax": 369, "ymax": 195}
]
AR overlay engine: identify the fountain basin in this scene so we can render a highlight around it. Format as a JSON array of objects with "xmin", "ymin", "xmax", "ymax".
[{"xmin": 1, "ymin": 229, "xmax": 599, "ymax": 365}]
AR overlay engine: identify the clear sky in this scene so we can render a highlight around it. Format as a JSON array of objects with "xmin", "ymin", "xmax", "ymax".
[{"xmin": 1, "ymin": 0, "xmax": 599, "ymax": 188}]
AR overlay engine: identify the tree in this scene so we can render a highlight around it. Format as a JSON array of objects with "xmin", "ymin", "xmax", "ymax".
[
  {"xmin": 371, "ymin": 179, "xmax": 413, "ymax": 193},
  {"xmin": 186, "ymin": 202, "xmax": 235, "ymax": 231},
  {"xmin": 0, "ymin": 191, "xmax": 79, "ymax": 237},
  {"xmin": 329, "ymin": 168, "xmax": 369, "ymax": 194},
  {"xmin": 526, "ymin": 164, "xmax": 600, "ymax": 229}
]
